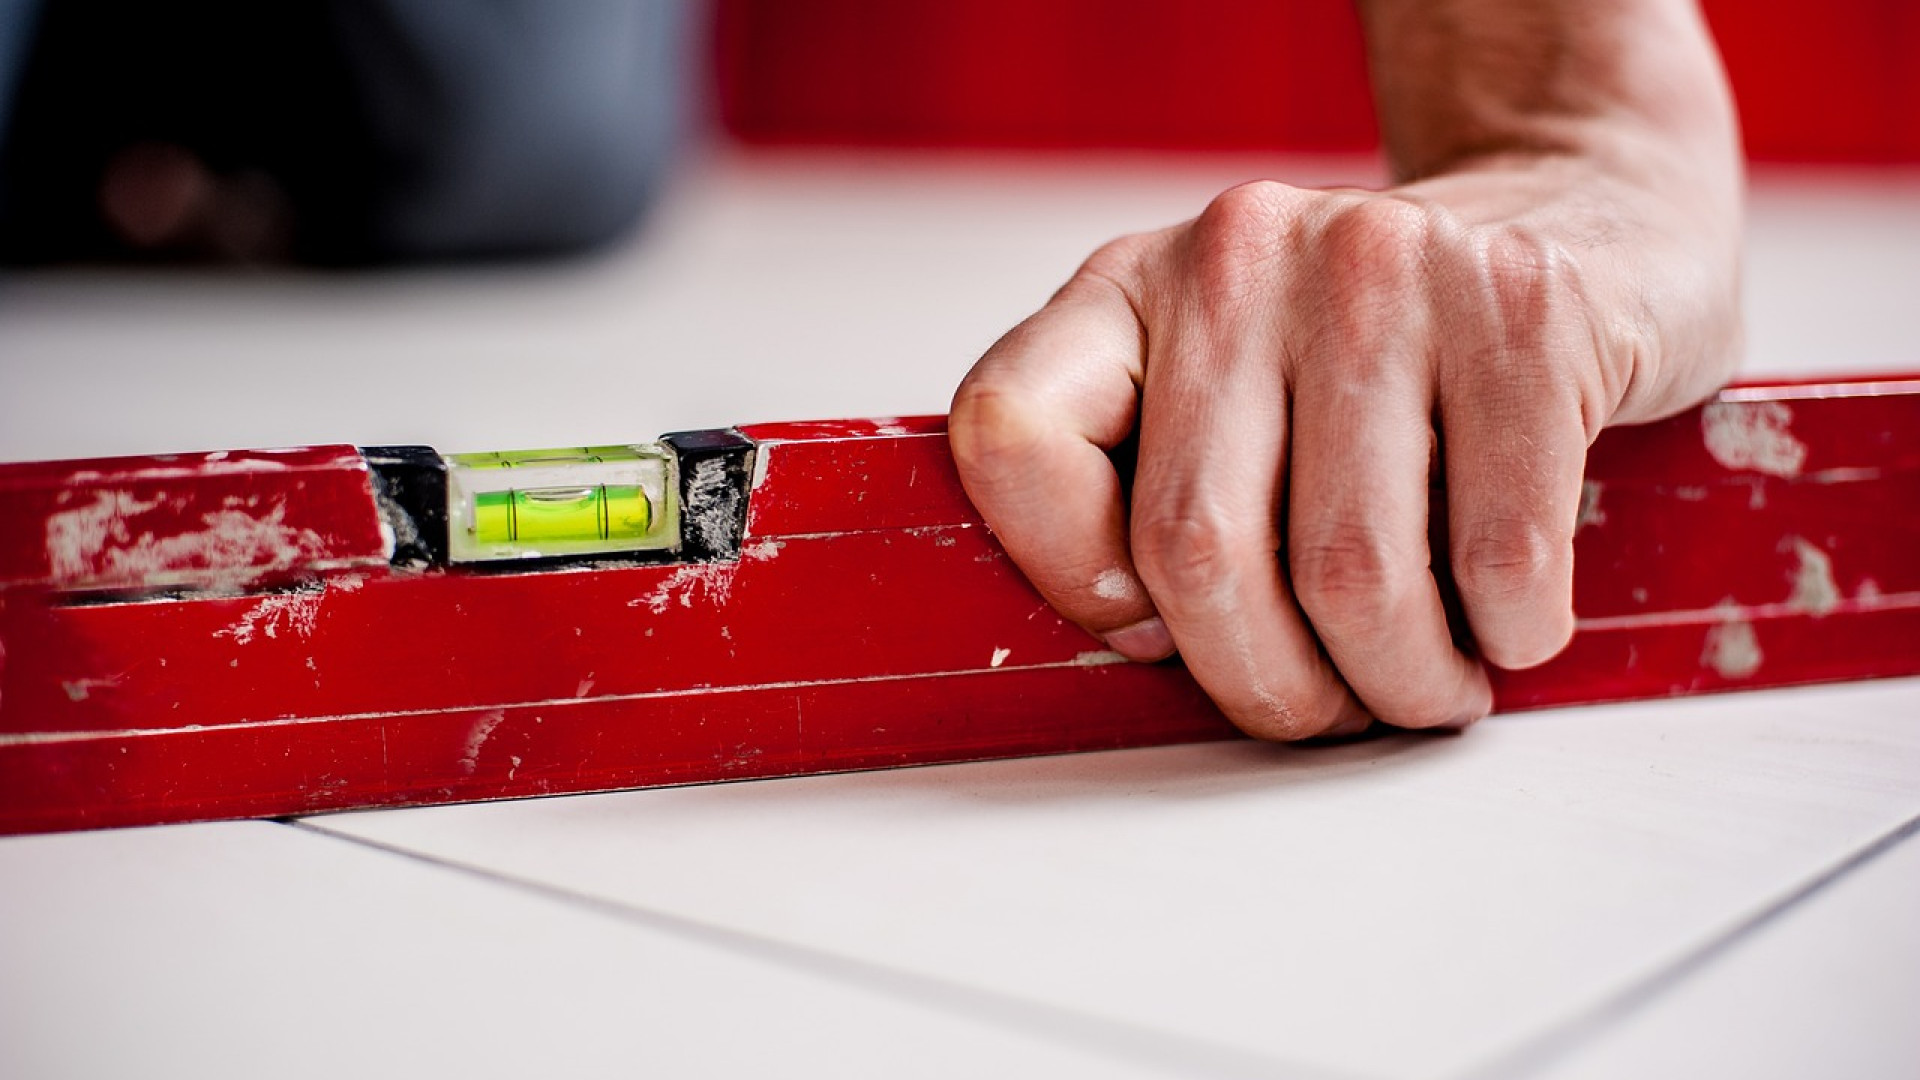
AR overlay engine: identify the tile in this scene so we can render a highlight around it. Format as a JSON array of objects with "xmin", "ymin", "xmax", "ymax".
[
  {"xmin": 316, "ymin": 679, "xmax": 1920, "ymax": 1079},
  {"xmin": 1529, "ymin": 819, "xmax": 1920, "ymax": 1080},
  {"xmin": 0, "ymin": 820, "xmax": 1211, "ymax": 1080}
]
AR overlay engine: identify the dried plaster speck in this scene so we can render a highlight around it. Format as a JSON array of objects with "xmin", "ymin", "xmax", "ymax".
[
  {"xmin": 1786, "ymin": 537, "xmax": 1841, "ymax": 617},
  {"xmin": 61, "ymin": 676, "xmax": 120, "ymax": 702},
  {"xmin": 371, "ymin": 487, "xmax": 420, "ymax": 562},
  {"xmin": 1702, "ymin": 609, "xmax": 1763, "ymax": 679},
  {"xmin": 685, "ymin": 458, "xmax": 743, "ymax": 556},
  {"xmin": 1092, "ymin": 567, "xmax": 1137, "ymax": 601},
  {"xmin": 631, "ymin": 563, "xmax": 736, "ymax": 614},
  {"xmin": 1702, "ymin": 400, "xmax": 1807, "ymax": 478},
  {"xmin": 1576, "ymin": 482, "xmax": 1606, "ymax": 531},
  {"xmin": 45, "ymin": 491, "xmax": 162, "ymax": 580},
  {"xmin": 46, "ymin": 492, "xmax": 330, "ymax": 589},
  {"xmin": 748, "ymin": 445, "xmax": 771, "ymax": 491},
  {"xmin": 744, "ymin": 538, "xmax": 785, "ymax": 561},
  {"xmin": 215, "ymin": 589, "xmax": 324, "ymax": 646}
]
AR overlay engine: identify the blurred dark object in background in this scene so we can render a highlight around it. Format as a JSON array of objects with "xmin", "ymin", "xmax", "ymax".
[
  {"xmin": 713, "ymin": 0, "xmax": 1920, "ymax": 164},
  {"xmin": 0, "ymin": 0, "xmax": 691, "ymax": 265},
  {"xmin": 4, "ymin": 0, "xmax": 1910, "ymax": 267}
]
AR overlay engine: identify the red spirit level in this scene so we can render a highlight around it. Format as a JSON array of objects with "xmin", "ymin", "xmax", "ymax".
[{"xmin": 2, "ymin": 376, "xmax": 1917, "ymax": 834}]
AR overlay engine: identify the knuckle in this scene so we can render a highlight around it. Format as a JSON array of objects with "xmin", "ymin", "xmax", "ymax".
[
  {"xmin": 948, "ymin": 379, "xmax": 1042, "ymax": 483},
  {"xmin": 1200, "ymin": 180, "xmax": 1297, "ymax": 233},
  {"xmin": 1289, "ymin": 525, "xmax": 1417, "ymax": 631},
  {"xmin": 1182, "ymin": 181, "xmax": 1298, "ymax": 305},
  {"xmin": 1130, "ymin": 512, "xmax": 1242, "ymax": 601},
  {"xmin": 1481, "ymin": 226, "xmax": 1575, "ymax": 290},
  {"xmin": 1477, "ymin": 227, "xmax": 1576, "ymax": 321},
  {"xmin": 1319, "ymin": 196, "xmax": 1444, "ymax": 290},
  {"xmin": 1455, "ymin": 516, "xmax": 1562, "ymax": 606}
]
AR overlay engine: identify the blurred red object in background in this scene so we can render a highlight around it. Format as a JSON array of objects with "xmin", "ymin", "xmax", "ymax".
[{"xmin": 713, "ymin": 0, "xmax": 1920, "ymax": 163}]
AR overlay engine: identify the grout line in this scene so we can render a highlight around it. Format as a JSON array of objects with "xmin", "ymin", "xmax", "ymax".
[
  {"xmin": 1450, "ymin": 809, "xmax": 1920, "ymax": 1080},
  {"xmin": 281, "ymin": 818, "xmax": 1369, "ymax": 1080}
]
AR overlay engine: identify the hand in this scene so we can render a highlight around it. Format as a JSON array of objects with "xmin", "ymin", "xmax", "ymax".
[{"xmin": 950, "ymin": 158, "xmax": 1739, "ymax": 740}]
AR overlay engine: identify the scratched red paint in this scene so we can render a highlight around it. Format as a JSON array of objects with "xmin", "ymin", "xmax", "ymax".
[
  {"xmin": 0, "ymin": 444, "xmax": 389, "ymax": 593},
  {"xmin": 740, "ymin": 416, "xmax": 969, "ymax": 536},
  {"xmin": 0, "ymin": 377, "xmax": 1915, "ymax": 834}
]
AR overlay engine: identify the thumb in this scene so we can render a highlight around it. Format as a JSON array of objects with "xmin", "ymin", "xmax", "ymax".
[{"xmin": 949, "ymin": 270, "xmax": 1171, "ymax": 660}]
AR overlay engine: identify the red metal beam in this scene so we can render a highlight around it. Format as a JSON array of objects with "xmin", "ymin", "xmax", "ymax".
[{"xmin": 2, "ymin": 376, "xmax": 1915, "ymax": 834}]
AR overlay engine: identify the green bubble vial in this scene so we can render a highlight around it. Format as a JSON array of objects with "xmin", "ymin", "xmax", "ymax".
[{"xmin": 444, "ymin": 444, "xmax": 678, "ymax": 563}]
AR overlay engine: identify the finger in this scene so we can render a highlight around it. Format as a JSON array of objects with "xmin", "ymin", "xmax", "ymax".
[
  {"xmin": 1288, "ymin": 350, "xmax": 1494, "ymax": 729},
  {"xmin": 949, "ymin": 268, "xmax": 1173, "ymax": 660},
  {"xmin": 1129, "ymin": 305, "xmax": 1369, "ymax": 741},
  {"xmin": 1439, "ymin": 252, "xmax": 1588, "ymax": 669}
]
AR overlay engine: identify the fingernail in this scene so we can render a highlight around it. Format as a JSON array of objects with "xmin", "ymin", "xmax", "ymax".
[
  {"xmin": 1325, "ymin": 713, "xmax": 1373, "ymax": 738},
  {"xmin": 1104, "ymin": 617, "xmax": 1174, "ymax": 662}
]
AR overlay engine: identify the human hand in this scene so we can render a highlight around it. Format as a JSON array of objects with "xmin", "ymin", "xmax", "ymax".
[{"xmin": 950, "ymin": 159, "xmax": 1740, "ymax": 740}]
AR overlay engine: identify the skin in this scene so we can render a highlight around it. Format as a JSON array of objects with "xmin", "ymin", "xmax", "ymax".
[{"xmin": 949, "ymin": 0, "xmax": 1743, "ymax": 740}]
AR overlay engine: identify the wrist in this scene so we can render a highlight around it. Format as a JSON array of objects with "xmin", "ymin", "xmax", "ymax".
[{"xmin": 1394, "ymin": 146, "xmax": 1742, "ymax": 427}]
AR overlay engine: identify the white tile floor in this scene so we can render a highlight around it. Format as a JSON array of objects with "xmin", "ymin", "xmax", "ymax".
[{"xmin": 2, "ymin": 149, "xmax": 1917, "ymax": 1079}]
